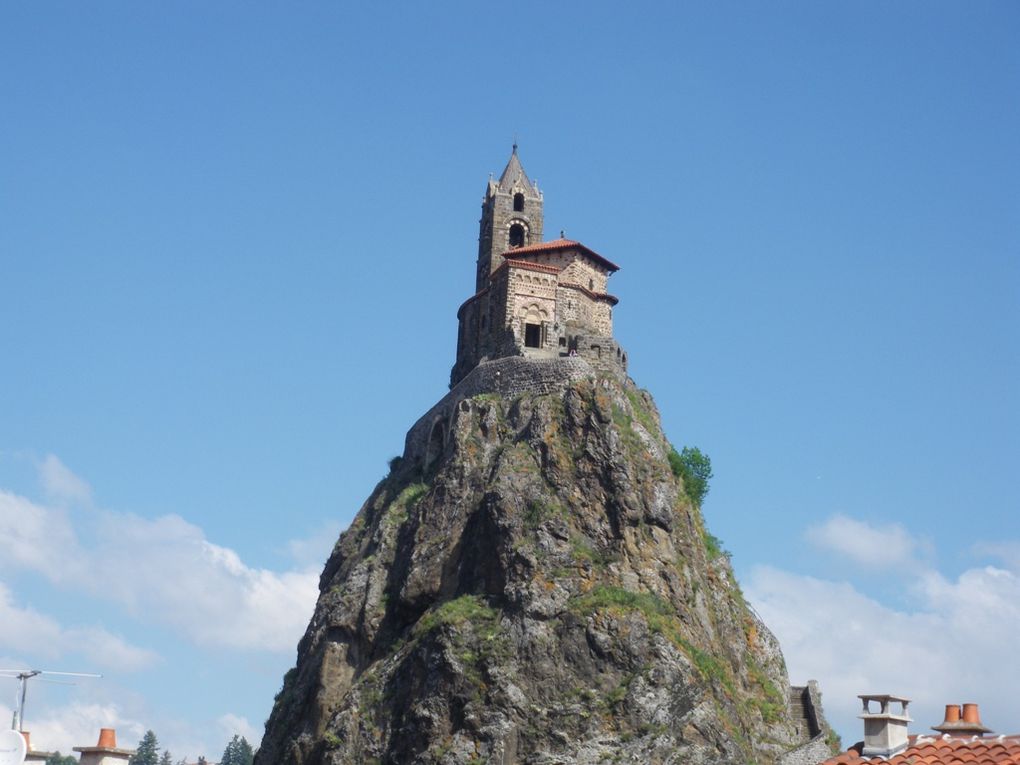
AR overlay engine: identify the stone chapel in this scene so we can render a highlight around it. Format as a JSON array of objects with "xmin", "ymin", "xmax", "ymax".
[{"xmin": 450, "ymin": 147, "xmax": 627, "ymax": 387}]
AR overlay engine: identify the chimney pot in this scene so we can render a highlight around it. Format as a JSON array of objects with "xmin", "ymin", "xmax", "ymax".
[
  {"xmin": 962, "ymin": 703, "xmax": 982, "ymax": 725},
  {"xmin": 97, "ymin": 728, "xmax": 117, "ymax": 749},
  {"xmin": 933, "ymin": 702, "xmax": 992, "ymax": 735}
]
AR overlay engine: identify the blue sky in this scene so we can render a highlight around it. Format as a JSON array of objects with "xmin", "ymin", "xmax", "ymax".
[{"xmin": 1, "ymin": 2, "xmax": 1018, "ymax": 758}]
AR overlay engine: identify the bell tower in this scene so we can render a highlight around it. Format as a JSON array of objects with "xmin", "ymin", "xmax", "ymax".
[{"xmin": 475, "ymin": 144, "xmax": 544, "ymax": 291}]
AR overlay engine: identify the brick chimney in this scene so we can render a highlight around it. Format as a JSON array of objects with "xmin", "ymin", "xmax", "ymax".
[
  {"xmin": 73, "ymin": 728, "xmax": 135, "ymax": 765},
  {"xmin": 933, "ymin": 702, "xmax": 992, "ymax": 735},
  {"xmin": 859, "ymin": 694, "xmax": 912, "ymax": 757}
]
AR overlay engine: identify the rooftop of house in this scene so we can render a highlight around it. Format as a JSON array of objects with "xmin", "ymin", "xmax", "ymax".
[
  {"xmin": 823, "ymin": 734, "xmax": 1020, "ymax": 765},
  {"xmin": 823, "ymin": 701, "xmax": 1015, "ymax": 765}
]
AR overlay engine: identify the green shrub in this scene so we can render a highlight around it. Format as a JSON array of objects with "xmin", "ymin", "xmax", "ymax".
[
  {"xmin": 395, "ymin": 482, "xmax": 428, "ymax": 508},
  {"xmin": 669, "ymin": 446, "xmax": 713, "ymax": 506},
  {"xmin": 323, "ymin": 730, "xmax": 342, "ymax": 749},
  {"xmin": 702, "ymin": 531, "xmax": 729, "ymax": 561}
]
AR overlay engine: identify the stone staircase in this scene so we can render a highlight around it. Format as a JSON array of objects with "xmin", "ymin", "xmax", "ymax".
[
  {"xmin": 780, "ymin": 682, "xmax": 835, "ymax": 765},
  {"xmin": 789, "ymin": 685, "xmax": 818, "ymax": 742}
]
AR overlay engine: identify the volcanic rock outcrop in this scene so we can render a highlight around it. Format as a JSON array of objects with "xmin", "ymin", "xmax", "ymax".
[
  {"xmin": 258, "ymin": 148, "xmax": 832, "ymax": 763},
  {"xmin": 257, "ymin": 363, "xmax": 824, "ymax": 764}
]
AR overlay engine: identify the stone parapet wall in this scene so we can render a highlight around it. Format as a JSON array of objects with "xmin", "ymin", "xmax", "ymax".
[
  {"xmin": 569, "ymin": 332, "xmax": 628, "ymax": 375},
  {"xmin": 406, "ymin": 356, "xmax": 601, "ymax": 467},
  {"xmin": 779, "ymin": 736, "xmax": 832, "ymax": 765}
]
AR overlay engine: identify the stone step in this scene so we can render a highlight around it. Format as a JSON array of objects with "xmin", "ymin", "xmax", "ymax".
[{"xmin": 788, "ymin": 687, "xmax": 813, "ymax": 741}]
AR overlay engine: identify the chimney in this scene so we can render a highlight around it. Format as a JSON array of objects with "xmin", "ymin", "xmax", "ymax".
[
  {"xmin": 73, "ymin": 727, "xmax": 135, "ymax": 765},
  {"xmin": 97, "ymin": 729, "xmax": 117, "ymax": 748},
  {"xmin": 933, "ymin": 702, "xmax": 992, "ymax": 735},
  {"xmin": 858, "ymin": 694, "xmax": 912, "ymax": 758}
]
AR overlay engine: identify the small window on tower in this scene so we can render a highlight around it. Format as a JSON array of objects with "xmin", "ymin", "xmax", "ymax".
[
  {"xmin": 513, "ymin": 193, "xmax": 525, "ymax": 211},
  {"xmin": 509, "ymin": 223, "xmax": 525, "ymax": 248}
]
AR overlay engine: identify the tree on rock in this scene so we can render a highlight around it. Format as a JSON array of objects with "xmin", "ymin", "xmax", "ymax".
[
  {"xmin": 220, "ymin": 735, "xmax": 254, "ymax": 765},
  {"xmin": 669, "ymin": 445, "xmax": 713, "ymax": 506},
  {"xmin": 129, "ymin": 731, "xmax": 160, "ymax": 765}
]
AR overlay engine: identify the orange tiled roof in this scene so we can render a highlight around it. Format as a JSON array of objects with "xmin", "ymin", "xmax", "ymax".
[
  {"xmin": 823, "ymin": 735, "xmax": 1020, "ymax": 765},
  {"xmin": 501, "ymin": 238, "xmax": 620, "ymax": 272}
]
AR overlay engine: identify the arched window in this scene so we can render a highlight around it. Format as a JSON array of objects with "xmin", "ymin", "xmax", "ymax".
[
  {"xmin": 513, "ymin": 193, "xmax": 525, "ymax": 211},
  {"xmin": 509, "ymin": 223, "xmax": 525, "ymax": 248}
]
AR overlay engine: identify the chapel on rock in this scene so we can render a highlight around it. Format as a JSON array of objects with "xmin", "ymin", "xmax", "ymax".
[{"xmin": 450, "ymin": 146, "xmax": 627, "ymax": 386}]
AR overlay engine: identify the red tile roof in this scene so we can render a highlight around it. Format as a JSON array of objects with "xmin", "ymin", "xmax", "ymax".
[
  {"xmin": 501, "ymin": 238, "xmax": 620, "ymax": 272},
  {"xmin": 823, "ymin": 735, "xmax": 1020, "ymax": 765}
]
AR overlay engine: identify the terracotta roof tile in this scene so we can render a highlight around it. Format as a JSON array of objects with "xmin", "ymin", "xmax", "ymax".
[
  {"xmin": 501, "ymin": 238, "xmax": 620, "ymax": 272},
  {"xmin": 821, "ymin": 736, "xmax": 1020, "ymax": 765}
]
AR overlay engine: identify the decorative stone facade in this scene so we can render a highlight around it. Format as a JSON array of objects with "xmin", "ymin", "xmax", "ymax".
[{"xmin": 451, "ymin": 148, "xmax": 626, "ymax": 387}]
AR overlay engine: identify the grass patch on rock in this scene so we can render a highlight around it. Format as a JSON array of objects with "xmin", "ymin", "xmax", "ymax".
[{"xmin": 413, "ymin": 595, "xmax": 500, "ymax": 638}]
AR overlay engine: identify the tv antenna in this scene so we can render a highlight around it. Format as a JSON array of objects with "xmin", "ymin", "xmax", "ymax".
[{"xmin": 0, "ymin": 670, "xmax": 101, "ymax": 732}]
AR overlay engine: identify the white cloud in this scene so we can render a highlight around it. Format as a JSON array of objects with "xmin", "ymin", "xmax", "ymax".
[
  {"xmin": 0, "ymin": 582, "xmax": 63, "ymax": 655},
  {"xmin": 972, "ymin": 541, "xmax": 1020, "ymax": 571},
  {"xmin": 0, "ymin": 490, "xmax": 81, "ymax": 578},
  {"xmin": 80, "ymin": 513, "xmax": 319, "ymax": 651},
  {"xmin": 746, "ymin": 527, "xmax": 1020, "ymax": 745},
  {"xmin": 286, "ymin": 519, "xmax": 343, "ymax": 568},
  {"xmin": 64, "ymin": 626, "xmax": 160, "ymax": 672},
  {"xmin": 0, "ymin": 458, "xmax": 321, "ymax": 653},
  {"xmin": 0, "ymin": 582, "xmax": 158, "ymax": 670},
  {"xmin": 804, "ymin": 513, "xmax": 927, "ymax": 569},
  {"xmin": 38, "ymin": 454, "xmax": 92, "ymax": 506},
  {"xmin": 217, "ymin": 712, "xmax": 259, "ymax": 746}
]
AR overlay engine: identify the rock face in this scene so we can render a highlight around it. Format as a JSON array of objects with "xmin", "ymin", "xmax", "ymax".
[{"xmin": 257, "ymin": 369, "xmax": 810, "ymax": 764}]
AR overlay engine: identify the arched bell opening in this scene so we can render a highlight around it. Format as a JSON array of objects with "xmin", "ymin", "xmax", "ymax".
[{"xmin": 508, "ymin": 223, "xmax": 526, "ymax": 248}]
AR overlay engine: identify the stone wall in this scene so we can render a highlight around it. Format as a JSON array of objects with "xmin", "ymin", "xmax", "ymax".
[
  {"xmin": 779, "ymin": 736, "xmax": 832, "ymax": 765},
  {"xmin": 569, "ymin": 332, "xmax": 628, "ymax": 375},
  {"xmin": 406, "ymin": 356, "xmax": 603, "ymax": 468}
]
